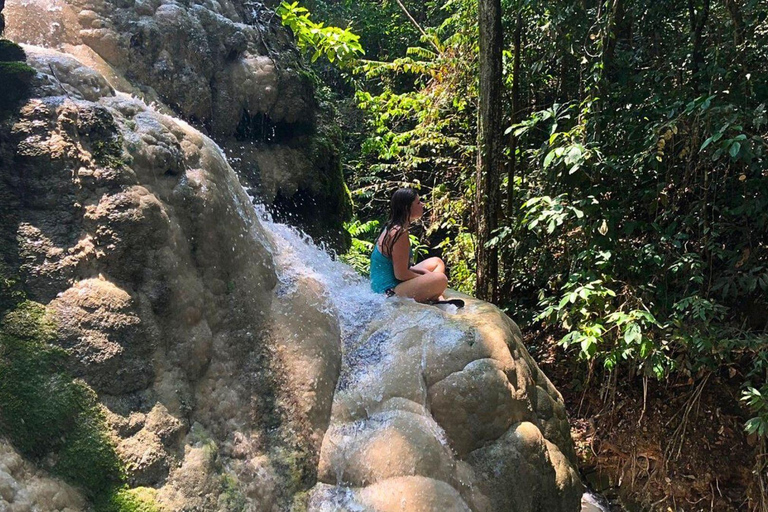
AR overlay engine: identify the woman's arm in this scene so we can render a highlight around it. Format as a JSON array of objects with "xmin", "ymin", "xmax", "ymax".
[{"xmin": 391, "ymin": 230, "xmax": 421, "ymax": 281}]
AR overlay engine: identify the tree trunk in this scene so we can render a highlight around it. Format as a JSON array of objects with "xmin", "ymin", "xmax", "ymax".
[
  {"xmin": 507, "ymin": 9, "xmax": 523, "ymax": 219},
  {"xmin": 476, "ymin": 0, "xmax": 503, "ymax": 302},
  {"xmin": 723, "ymin": 0, "xmax": 744, "ymax": 46},
  {"xmin": 688, "ymin": 0, "xmax": 710, "ymax": 91}
]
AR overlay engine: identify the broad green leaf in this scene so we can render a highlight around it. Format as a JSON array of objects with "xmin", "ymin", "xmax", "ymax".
[{"xmin": 543, "ymin": 151, "xmax": 556, "ymax": 168}]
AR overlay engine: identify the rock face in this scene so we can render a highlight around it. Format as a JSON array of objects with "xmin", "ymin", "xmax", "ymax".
[
  {"xmin": 0, "ymin": 46, "xmax": 339, "ymax": 509},
  {"xmin": 5, "ymin": 0, "xmax": 351, "ymax": 248},
  {"xmin": 306, "ymin": 296, "xmax": 582, "ymax": 511},
  {"xmin": 0, "ymin": 439, "xmax": 85, "ymax": 512}
]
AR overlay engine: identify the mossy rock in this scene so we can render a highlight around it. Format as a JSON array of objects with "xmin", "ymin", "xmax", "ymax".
[
  {"xmin": 0, "ymin": 300, "xmax": 124, "ymax": 498},
  {"xmin": 0, "ymin": 60, "xmax": 35, "ymax": 113},
  {"xmin": 219, "ymin": 474, "xmax": 248, "ymax": 511},
  {"xmin": 0, "ymin": 39, "xmax": 25, "ymax": 62},
  {"xmin": 95, "ymin": 486, "xmax": 163, "ymax": 512}
]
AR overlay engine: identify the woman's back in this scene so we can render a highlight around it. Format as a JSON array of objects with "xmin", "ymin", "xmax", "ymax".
[{"xmin": 370, "ymin": 228, "xmax": 408, "ymax": 294}]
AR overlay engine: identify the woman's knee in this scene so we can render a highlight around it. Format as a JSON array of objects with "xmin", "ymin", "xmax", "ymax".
[
  {"xmin": 428, "ymin": 256, "xmax": 446, "ymax": 273},
  {"xmin": 429, "ymin": 271, "xmax": 448, "ymax": 290}
]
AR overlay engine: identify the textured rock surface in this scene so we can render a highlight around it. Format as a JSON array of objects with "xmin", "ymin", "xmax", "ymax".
[
  {"xmin": 308, "ymin": 295, "xmax": 583, "ymax": 511},
  {"xmin": 0, "ymin": 439, "xmax": 85, "ymax": 512},
  {"xmin": 5, "ymin": 0, "xmax": 351, "ymax": 247},
  {"xmin": 0, "ymin": 46, "xmax": 340, "ymax": 509}
]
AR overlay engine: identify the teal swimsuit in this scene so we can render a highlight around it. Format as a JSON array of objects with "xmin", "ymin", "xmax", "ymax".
[{"xmin": 370, "ymin": 243, "xmax": 412, "ymax": 294}]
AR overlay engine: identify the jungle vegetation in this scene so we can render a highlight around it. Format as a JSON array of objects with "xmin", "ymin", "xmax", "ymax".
[{"xmin": 278, "ymin": 0, "xmax": 768, "ymax": 475}]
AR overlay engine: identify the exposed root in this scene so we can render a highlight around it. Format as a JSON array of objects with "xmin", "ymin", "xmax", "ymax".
[{"xmin": 665, "ymin": 372, "xmax": 710, "ymax": 462}]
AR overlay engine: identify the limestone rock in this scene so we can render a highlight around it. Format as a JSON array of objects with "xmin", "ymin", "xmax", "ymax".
[
  {"xmin": 117, "ymin": 428, "xmax": 170, "ymax": 486},
  {"xmin": 270, "ymin": 275, "xmax": 342, "ymax": 452},
  {"xmin": 50, "ymin": 278, "xmax": 154, "ymax": 395},
  {"xmin": 318, "ymin": 409, "xmax": 457, "ymax": 487},
  {"xmin": 0, "ymin": 439, "xmax": 86, "ymax": 512},
  {"xmin": 5, "ymin": 0, "xmax": 352, "ymax": 247},
  {"xmin": 429, "ymin": 358, "xmax": 532, "ymax": 456},
  {"xmin": 0, "ymin": 46, "xmax": 329, "ymax": 510},
  {"xmin": 308, "ymin": 294, "xmax": 583, "ymax": 511}
]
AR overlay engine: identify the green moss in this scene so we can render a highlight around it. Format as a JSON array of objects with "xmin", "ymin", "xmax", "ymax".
[
  {"xmin": 0, "ymin": 39, "xmax": 26, "ymax": 62},
  {"xmin": 54, "ymin": 408, "xmax": 124, "ymax": 495},
  {"xmin": 0, "ymin": 262, "xmax": 24, "ymax": 317},
  {"xmin": 0, "ymin": 59, "xmax": 34, "ymax": 113},
  {"xmin": 219, "ymin": 474, "xmax": 247, "ymax": 511},
  {"xmin": 0, "ymin": 300, "xmax": 123, "ymax": 498},
  {"xmin": 91, "ymin": 136, "xmax": 128, "ymax": 169},
  {"xmin": 95, "ymin": 486, "xmax": 163, "ymax": 512},
  {"xmin": 290, "ymin": 490, "xmax": 310, "ymax": 512}
]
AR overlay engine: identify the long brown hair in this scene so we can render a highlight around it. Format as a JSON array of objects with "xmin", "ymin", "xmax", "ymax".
[{"xmin": 380, "ymin": 188, "xmax": 418, "ymax": 258}]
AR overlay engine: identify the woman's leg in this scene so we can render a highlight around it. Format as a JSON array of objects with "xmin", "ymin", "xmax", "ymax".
[
  {"xmin": 410, "ymin": 257, "xmax": 445, "ymax": 275},
  {"xmin": 394, "ymin": 271, "xmax": 448, "ymax": 302}
]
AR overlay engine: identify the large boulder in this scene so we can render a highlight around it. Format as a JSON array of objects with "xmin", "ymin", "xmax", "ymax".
[
  {"xmin": 308, "ymin": 295, "xmax": 583, "ymax": 511},
  {"xmin": 0, "ymin": 46, "xmax": 340, "ymax": 509},
  {"xmin": 4, "ymin": 0, "xmax": 351, "ymax": 248}
]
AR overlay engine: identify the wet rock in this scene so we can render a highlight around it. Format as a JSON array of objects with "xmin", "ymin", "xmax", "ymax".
[
  {"xmin": 308, "ymin": 476, "xmax": 473, "ymax": 512},
  {"xmin": 429, "ymin": 358, "xmax": 532, "ymax": 456},
  {"xmin": 309, "ymin": 294, "xmax": 583, "ymax": 511},
  {"xmin": 318, "ymin": 409, "xmax": 456, "ymax": 487},
  {"xmin": 6, "ymin": 0, "xmax": 352, "ymax": 247},
  {"xmin": 0, "ymin": 47, "xmax": 306, "ymax": 509},
  {"xmin": 270, "ymin": 275, "xmax": 342, "ymax": 452}
]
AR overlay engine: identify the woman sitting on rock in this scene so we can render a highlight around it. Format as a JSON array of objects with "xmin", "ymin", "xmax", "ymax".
[{"xmin": 370, "ymin": 188, "xmax": 450, "ymax": 302}]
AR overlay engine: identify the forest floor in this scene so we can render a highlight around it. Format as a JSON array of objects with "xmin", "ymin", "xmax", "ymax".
[{"xmin": 527, "ymin": 330, "xmax": 765, "ymax": 512}]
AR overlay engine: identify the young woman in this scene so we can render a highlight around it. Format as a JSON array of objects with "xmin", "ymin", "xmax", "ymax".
[{"xmin": 370, "ymin": 188, "xmax": 448, "ymax": 302}]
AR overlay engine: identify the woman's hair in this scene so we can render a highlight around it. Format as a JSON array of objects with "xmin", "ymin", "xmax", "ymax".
[{"xmin": 381, "ymin": 187, "xmax": 418, "ymax": 257}]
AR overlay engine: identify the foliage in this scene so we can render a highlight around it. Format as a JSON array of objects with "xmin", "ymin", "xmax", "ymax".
[
  {"xmin": 277, "ymin": 2, "xmax": 364, "ymax": 65},
  {"xmin": 340, "ymin": 219, "xmax": 380, "ymax": 275},
  {"xmin": 743, "ymin": 385, "xmax": 768, "ymax": 438},
  {"xmin": 303, "ymin": 0, "xmax": 768, "ymax": 447},
  {"xmin": 341, "ymin": 218, "xmax": 428, "ymax": 276}
]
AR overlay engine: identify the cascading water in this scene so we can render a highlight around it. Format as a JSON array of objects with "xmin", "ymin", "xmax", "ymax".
[{"xmin": 251, "ymin": 200, "xmax": 611, "ymax": 512}]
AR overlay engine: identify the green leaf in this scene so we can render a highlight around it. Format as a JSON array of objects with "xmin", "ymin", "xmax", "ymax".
[
  {"xmin": 624, "ymin": 323, "xmax": 642, "ymax": 345},
  {"xmin": 543, "ymin": 151, "xmax": 556, "ymax": 168},
  {"xmin": 566, "ymin": 145, "xmax": 582, "ymax": 164},
  {"xmin": 729, "ymin": 142, "xmax": 741, "ymax": 157}
]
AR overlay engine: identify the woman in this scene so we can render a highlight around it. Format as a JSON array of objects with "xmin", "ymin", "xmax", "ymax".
[{"xmin": 370, "ymin": 188, "xmax": 449, "ymax": 302}]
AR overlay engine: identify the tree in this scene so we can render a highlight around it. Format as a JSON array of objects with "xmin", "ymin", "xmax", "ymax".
[{"xmin": 475, "ymin": 0, "xmax": 504, "ymax": 302}]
